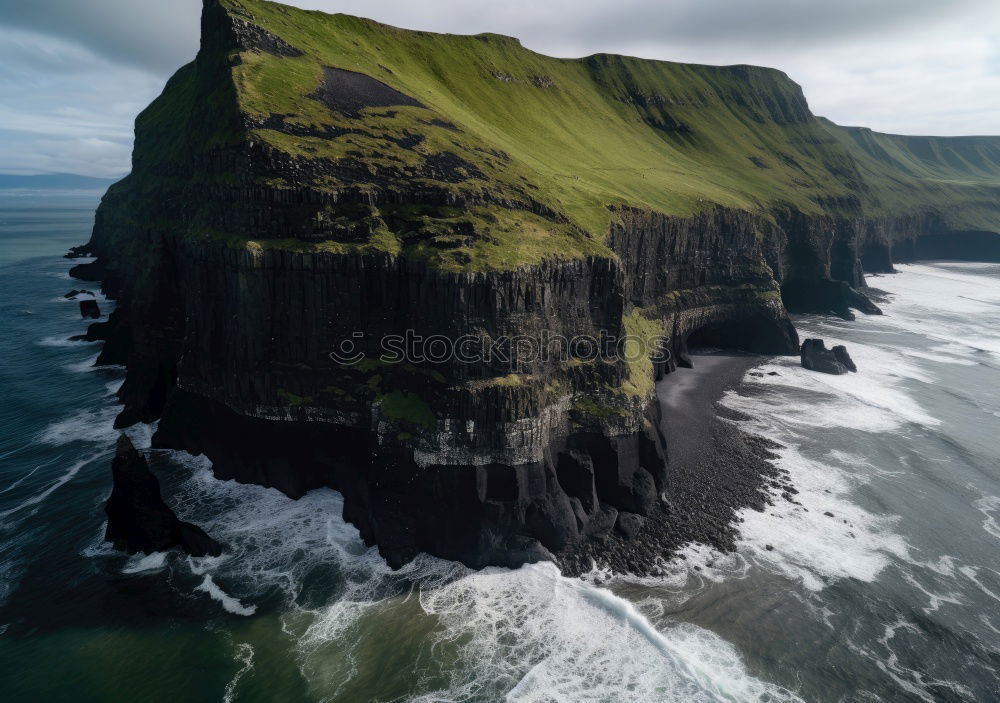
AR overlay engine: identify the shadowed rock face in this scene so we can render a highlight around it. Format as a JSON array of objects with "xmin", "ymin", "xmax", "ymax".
[
  {"xmin": 73, "ymin": 0, "xmax": 998, "ymax": 570},
  {"xmin": 104, "ymin": 435, "xmax": 222, "ymax": 557},
  {"xmin": 201, "ymin": 0, "xmax": 303, "ymax": 57}
]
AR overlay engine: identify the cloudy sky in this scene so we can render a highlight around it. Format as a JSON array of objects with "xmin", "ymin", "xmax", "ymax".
[{"xmin": 0, "ymin": 0, "xmax": 997, "ymax": 177}]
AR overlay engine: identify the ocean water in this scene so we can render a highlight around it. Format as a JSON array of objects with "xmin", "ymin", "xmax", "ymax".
[{"xmin": 2, "ymin": 195, "xmax": 1000, "ymax": 701}]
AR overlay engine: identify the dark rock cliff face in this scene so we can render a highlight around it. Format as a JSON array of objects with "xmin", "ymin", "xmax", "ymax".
[
  {"xmin": 89, "ymin": 210, "xmax": 678, "ymax": 567},
  {"xmin": 81, "ymin": 192, "xmax": 991, "ymax": 569},
  {"xmin": 152, "ymin": 388, "xmax": 667, "ymax": 568},
  {"xmin": 607, "ymin": 207, "xmax": 798, "ymax": 360},
  {"xmin": 74, "ymin": 0, "xmax": 1000, "ymax": 570},
  {"xmin": 83, "ymin": 193, "xmax": 800, "ymax": 569}
]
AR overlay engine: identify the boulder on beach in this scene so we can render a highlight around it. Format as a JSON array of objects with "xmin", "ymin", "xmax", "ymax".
[
  {"xmin": 800, "ymin": 338, "xmax": 857, "ymax": 375},
  {"xmin": 79, "ymin": 299, "xmax": 101, "ymax": 319}
]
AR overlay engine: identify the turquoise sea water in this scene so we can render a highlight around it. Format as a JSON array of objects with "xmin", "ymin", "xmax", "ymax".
[{"xmin": 2, "ymin": 193, "xmax": 1000, "ymax": 701}]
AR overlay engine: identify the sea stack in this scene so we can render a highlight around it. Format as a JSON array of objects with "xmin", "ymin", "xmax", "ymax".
[
  {"xmin": 79, "ymin": 299, "xmax": 101, "ymax": 319},
  {"xmin": 104, "ymin": 435, "xmax": 222, "ymax": 557},
  {"xmin": 800, "ymin": 339, "xmax": 857, "ymax": 375}
]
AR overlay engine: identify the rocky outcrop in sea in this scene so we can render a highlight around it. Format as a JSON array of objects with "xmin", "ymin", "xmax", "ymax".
[
  {"xmin": 800, "ymin": 339, "xmax": 858, "ymax": 375},
  {"xmin": 105, "ymin": 435, "xmax": 222, "ymax": 557}
]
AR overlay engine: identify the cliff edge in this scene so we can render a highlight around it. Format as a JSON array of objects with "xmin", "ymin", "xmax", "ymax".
[{"xmin": 75, "ymin": 0, "xmax": 1000, "ymax": 568}]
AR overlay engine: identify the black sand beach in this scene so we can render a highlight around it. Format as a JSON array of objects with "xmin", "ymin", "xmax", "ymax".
[{"xmin": 558, "ymin": 352, "xmax": 787, "ymax": 576}]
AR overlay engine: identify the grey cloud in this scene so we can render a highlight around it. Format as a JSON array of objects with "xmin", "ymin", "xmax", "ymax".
[
  {"xmin": 545, "ymin": 0, "xmax": 977, "ymax": 49},
  {"xmin": 0, "ymin": 130, "xmax": 133, "ymax": 177},
  {"xmin": 0, "ymin": 0, "xmax": 200, "ymax": 75},
  {"xmin": 0, "ymin": 25, "xmax": 163, "ymax": 176},
  {"xmin": 0, "ymin": 0, "xmax": 981, "ymax": 77},
  {"xmin": 286, "ymin": 0, "xmax": 980, "ymax": 57}
]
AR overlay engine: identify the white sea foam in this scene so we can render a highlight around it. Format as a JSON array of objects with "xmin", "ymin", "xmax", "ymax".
[
  {"xmin": 974, "ymin": 496, "xmax": 1000, "ymax": 541},
  {"xmin": 53, "ymin": 290, "xmax": 107, "ymax": 303},
  {"xmin": 54, "ymin": 292, "xmax": 96, "ymax": 301},
  {"xmin": 158, "ymin": 451, "xmax": 801, "ymax": 700},
  {"xmin": 8, "ymin": 404, "xmax": 124, "ymax": 525},
  {"xmin": 934, "ymin": 262, "xmax": 1000, "ymax": 270},
  {"xmin": 869, "ymin": 263, "xmax": 1000, "ymax": 363},
  {"xmin": 223, "ymin": 643, "xmax": 255, "ymax": 703},
  {"xmin": 733, "ymin": 442, "xmax": 911, "ymax": 591},
  {"xmin": 706, "ymin": 331, "xmax": 930, "ymax": 590},
  {"xmin": 123, "ymin": 421, "xmax": 154, "ymax": 451},
  {"xmin": 899, "ymin": 346, "xmax": 977, "ymax": 367},
  {"xmin": 80, "ymin": 522, "xmax": 116, "ymax": 559},
  {"xmin": 668, "ymin": 260, "xmax": 1000, "ymax": 703},
  {"xmin": 168, "ymin": 454, "xmax": 367, "ymax": 597},
  {"xmin": 61, "ymin": 352, "xmax": 126, "ymax": 374},
  {"xmin": 582, "ymin": 542, "xmax": 752, "ymax": 611},
  {"xmin": 900, "ymin": 569, "xmax": 964, "ymax": 615},
  {"xmin": 122, "ymin": 551, "xmax": 168, "ymax": 574},
  {"xmin": 728, "ymin": 335, "xmax": 940, "ymax": 433},
  {"xmin": 36, "ymin": 335, "xmax": 98, "ymax": 348},
  {"xmin": 0, "ymin": 453, "xmax": 104, "ymax": 521},
  {"xmin": 63, "ymin": 354, "xmax": 98, "ymax": 373},
  {"xmin": 0, "ymin": 442, "xmax": 33, "ymax": 464},
  {"xmin": 38, "ymin": 406, "xmax": 120, "ymax": 446},
  {"xmin": 0, "ymin": 461, "xmax": 48, "ymax": 495},
  {"xmin": 705, "ymin": 264, "xmax": 1000, "ymax": 592},
  {"xmin": 845, "ymin": 618, "xmax": 975, "ymax": 703},
  {"xmin": 195, "ymin": 574, "xmax": 257, "ymax": 616},
  {"xmin": 959, "ymin": 566, "xmax": 1000, "ymax": 604},
  {"xmin": 413, "ymin": 562, "xmax": 802, "ymax": 702}
]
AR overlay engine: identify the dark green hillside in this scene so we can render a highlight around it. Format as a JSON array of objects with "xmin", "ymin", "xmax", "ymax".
[{"xmin": 820, "ymin": 119, "xmax": 1000, "ymax": 230}]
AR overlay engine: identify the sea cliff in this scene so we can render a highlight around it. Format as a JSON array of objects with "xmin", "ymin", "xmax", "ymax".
[{"xmin": 72, "ymin": 0, "xmax": 1000, "ymax": 568}]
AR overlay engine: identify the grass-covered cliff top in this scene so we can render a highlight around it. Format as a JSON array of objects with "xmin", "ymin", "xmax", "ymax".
[{"xmin": 130, "ymin": 0, "xmax": 1000, "ymax": 269}]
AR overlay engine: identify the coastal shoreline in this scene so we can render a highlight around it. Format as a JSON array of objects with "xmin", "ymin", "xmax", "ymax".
[{"xmin": 558, "ymin": 352, "xmax": 787, "ymax": 576}]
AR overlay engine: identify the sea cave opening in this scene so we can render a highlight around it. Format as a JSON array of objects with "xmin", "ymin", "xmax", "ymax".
[{"xmin": 678, "ymin": 314, "xmax": 798, "ymax": 368}]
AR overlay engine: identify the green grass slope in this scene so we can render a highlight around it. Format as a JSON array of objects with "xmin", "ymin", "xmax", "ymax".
[
  {"xmin": 127, "ymin": 0, "xmax": 1000, "ymax": 270},
  {"xmin": 820, "ymin": 118, "xmax": 1000, "ymax": 228}
]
